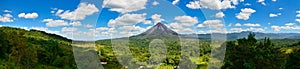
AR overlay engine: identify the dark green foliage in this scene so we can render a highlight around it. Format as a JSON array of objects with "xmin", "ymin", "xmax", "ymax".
[
  {"xmin": 223, "ymin": 33, "xmax": 285, "ymax": 69},
  {"xmin": 286, "ymin": 50, "xmax": 300, "ymax": 69},
  {"xmin": 0, "ymin": 27, "xmax": 76, "ymax": 68}
]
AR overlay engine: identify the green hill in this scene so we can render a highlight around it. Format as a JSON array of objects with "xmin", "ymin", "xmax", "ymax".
[{"xmin": 0, "ymin": 27, "xmax": 76, "ymax": 69}]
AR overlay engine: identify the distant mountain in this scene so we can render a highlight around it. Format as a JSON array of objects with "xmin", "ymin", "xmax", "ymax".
[
  {"xmin": 130, "ymin": 23, "xmax": 300, "ymax": 40},
  {"xmin": 132, "ymin": 23, "xmax": 178, "ymax": 38},
  {"xmin": 194, "ymin": 31, "xmax": 300, "ymax": 40}
]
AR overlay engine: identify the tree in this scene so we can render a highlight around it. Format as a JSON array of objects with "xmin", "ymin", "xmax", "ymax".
[{"xmin": 223, "ymin": 33, "xmax": 285, "ymax": 69}]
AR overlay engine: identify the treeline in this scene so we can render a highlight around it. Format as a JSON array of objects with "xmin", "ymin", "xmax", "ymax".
[
  {"xmin": 0, "ymin": 27, "xmax": 76, "ymax": 69},
  {"xmin": 223, "ymin": 33, "xmax": 300, "ymax": 69}
]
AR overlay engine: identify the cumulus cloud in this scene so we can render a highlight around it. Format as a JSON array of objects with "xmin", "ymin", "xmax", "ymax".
[
  {"xmin": 85, "ymin": 24, "xmax": 94, "ymax": 28},
  {"xmin": 96, "ymin": 27, "xmax": 109, "ymax": 31},
  {"xmin": 174, "ymin": 15, "xmax": 198, "ymax": 26},
  {"xmin": 236, "ymin": 8, "xmax": 256, "ymax": 20},
  {"xmin": 18, "ymin": 12, "xmax": 38, "ymax": 19},
  {"xmin": 152, "ymin": 1, "xmax": 159, "ymax": 6},
  {"xmin": 61, "ymin": 27, "xmax": 78, "ymax": 32},
  {"xmin": 295, "ymin": 11, "xmax": 300, "ymax": 23},
  {"xmin": 108, "ymin": 13, "xmax": 147, "ymax": 27},
  {"xmin": 246, "ymin": 27, "xmax": 265, "ymax": 32},
  {"xmin": 244, "ymin": 3, "xmax": 251, "ymax": 6},
  {"xmin": 271, "ymin": 23, "xmax": 300, "ymax": 32},
  {"xmin": 3, "ymin": 10, "xmax": 12, "ymax": 13},
  {"xmin": 70, "ymin": 21, "xmax": 82, "ymax": 26},
  {"xmin": 103, "ymin": 0, "xmax": 147, "ymax": 13},
  {"xmin": 167, "ymin": 15, "xmax": 199, "ymax": 33},
  {"xmin": 117, "ymin": 25, "xmax": 147, "ymax": 36},
  {"xmin": 196, "ymin": 20, "xmax": 226, "ymax": 33},
  {"xmin": 168, "ymin": 23, "xmax": 194, "ymax": 33},
  {"xmin": 271, "ymin": 26, "xmax": 280, "ymax": 31},
  {"xmin": 296, "ymin": 19, "xmax": 300, "ymax": 23},
  {"xmin": 235, "ymin": 23, "xmax": 242, "ymax": 26},
  {"xmin": 42, "ymin": 19, "xmax": 69, "ymax": 27},
  {"xmin": 231, "ymin": 28, "xmax": 243, "ymax": 32},
  {"xmin": 151, "ymin": 14, "xmax": 164, "ymax": 24},
  {"xmin": 186, "ymin": 0, "xmax": 238, "ymax": 10},
  {"xmin": 269, "ymin": 13, "xmax": 281, "ymax": 17},
  {"xmin": 57, "ymin": 3, "xmax": 99, "ymax": 21},
  {"xmin": 0, "ymin": 14, "xmax": 14, "ymax": 22},
  {"xmin": 257, "ymin": 0, "xmax": 266, "ymax": 6},
  {"xmin": 215, "ymin": 12, "xmax": 225, "ymax": 18},
  {"xmin": 243, "ymin": 23, "xmax": 261, "ymax": 27},
  {"xmin": 201, "ymin": 20, "xmax": 224, "ymax": 29},
  {"xmin": 172, "ymin": 0, "xmax": 180, "ymax": 5}
]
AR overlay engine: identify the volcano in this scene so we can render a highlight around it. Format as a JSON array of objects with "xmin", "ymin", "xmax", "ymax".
[{"xmin": 134, "ymin": 23, "xmax": 178, "ymax": 38}]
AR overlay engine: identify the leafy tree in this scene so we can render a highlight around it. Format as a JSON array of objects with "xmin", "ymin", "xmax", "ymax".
[{"xmin": 223, "ymin": 33, "xmax": 285, "ymax": 69}]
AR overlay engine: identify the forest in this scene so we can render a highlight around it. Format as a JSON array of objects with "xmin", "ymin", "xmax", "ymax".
[{"xmin": 0, "ymin": 27, "xmax": 300, "ymax": 69}]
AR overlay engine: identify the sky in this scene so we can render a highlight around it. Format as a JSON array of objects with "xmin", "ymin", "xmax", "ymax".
[{"xmin": 0, "ymin": 0, "xmax": 300, "ymax": 40}]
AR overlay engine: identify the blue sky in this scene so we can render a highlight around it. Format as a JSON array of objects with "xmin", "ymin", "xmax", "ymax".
[{"xmin": 0, "ymin": 0, "xmax": 300, "ymax": 40}]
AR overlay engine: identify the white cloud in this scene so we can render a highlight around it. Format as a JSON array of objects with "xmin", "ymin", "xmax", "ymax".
[
  {"xmin": 269, "ymin": 13, "xmax": 281, "ymax": 17},
  {"xmin": 174, "ymin": 15, "xmax": 198, "ymax": 27},
  {"xmin": 167, "ymin": 15, "xmax": 199, "ymax": 34},
  {"xmin": 235, "ymin": 23, "xmax": 242, "ymax": 26},
  {"xmin": 0, "ymin": 14, "xmax": 14, "ymax": 22},
  {"xmin": 297, "ymin": 11, "xmax": 300, "ymax": 14},
  {"xmin": 247, "ymin": 27, "xmax": 265, "ymax": 32},
  {"xmin": 152, "ymin": 1, "xmax": 159, "ymax": 6},
  {"xmin": 271, "ymin": 23, "xmax": 300, "ymax": 32},
  {"xmin": 103, "ymin": 0, "xmax": 147, "ymax": 13},
  {"xmin": 236, "ymin": 8, "xmax": 256, "ymax": 20},
  {"xmin": 118, "ymin": 25, "xmax": 146, "ymax": 36},
  {"xmin": 3, "ymin": 10, "xmax": 12, "ymax": 13},
  {"xmin": 42, "ymin": 19, "xmax": 69, "ymax": 27},
  {"xmin": 96, "ymin": 27, "xmax": 109, "ymax": 31},
  {"xmin": 296, "ymin": 19, "xmax": 300, "ymax": 23},
  {"xmin": 197, "ymin": 24, "xmax": 205, "ymax": 28},
  {"xmin": 215, "ymin": 12, "xmax": 225, "ymax": 18},
  {"xmin": 186, "ymin": 0, "xmax": 238, "ymax": 10},
  {"xmin": 257, "ymin": 0, "xmax": 266, "ymax": 6},
  {"xmin": 297, "ymin": 14, "xmax": 300, "ymax": 18},
  {"xmin": 243, "ymin": 23, "xmax": 261, "ymax": 27},
  {"xmin": 196, "ymin": 20, "xmax": 226, "ymax": 33},
  {"xmin": 201, "ymin": 20, "xmax": 224, "ymax": 29},
  {"xmin": 70, "ymin": 21, "xmax": 82, "ymax": 26},
  {"xmin": 18, "ymin": 12, "xmax": 38, "ymax": 19},
  {"xmin": 231, "ymin": 28, "xmax": 243, "ymax": 32},
  {"xmin": 279, "ymin": 8, "xmax": 283, "ymax": 10},
  {"xmin": 272, "ymin": 0, "xmax": 277, "ymax": 2},
  {"xmin": 244, "ymin": 3, "xmax": 251, "ymax": 6},
  {"xmin": 61, "ymin": 27, "xmax": 78, "ymax": 32},
  {"xmin": 85, "ymin": 24, "xmax": 94, "ymax": 28},
  {"xmin": 143, "ymin": 20, "xmax": 152, "ymax": 24},
  {"xmin": 172, "ymin": 0, "xmax": 180, "ymax": 5},
  {"xmin": 57, "ymin": 3, "xmax": 99, "ymax": 21},
  {"xmin": 168, "ymin": 23, "xmax": 194, "ymax": 33},
  {"xmin": 151, "ymin": 14, "xmax": 164, "ymax": 24},
  {"xmin": 108, "ymin": 13, "xmax": 147, "ymax": 27},
  {"xmin": 271, "ymin": 26, "xmax": 280, "ymax": 31}
]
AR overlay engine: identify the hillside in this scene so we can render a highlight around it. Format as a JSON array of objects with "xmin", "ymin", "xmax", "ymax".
[{"xmin": 0, "ymin": 27, "xmax": 76, "ymax": 68}]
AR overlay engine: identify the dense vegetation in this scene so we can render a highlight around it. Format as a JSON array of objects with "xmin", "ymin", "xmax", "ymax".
[
  {"xmin": 1, "ymin": 27, "xmax": 300, "ymax": 69},
  {"xmin": 0, "ymin": 27, "xmax": 76, "ymax": 69}
]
